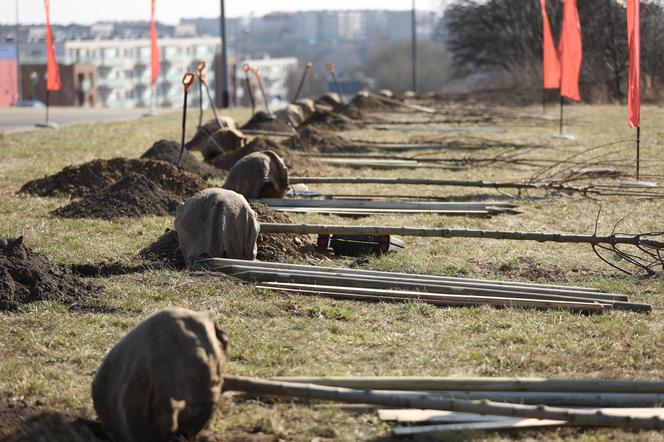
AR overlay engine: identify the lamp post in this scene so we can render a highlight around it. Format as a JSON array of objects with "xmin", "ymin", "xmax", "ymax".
[
  {"xmin": 16, "ymin": 0, "xmax": 22, "ymax": 103},
  {"xmin": 219, "ymin": 0, "xmax": 230, "ymax": 108},
  {"xmin": 411, "ymin": 0, "xmax": 417, "ymax": 93}
]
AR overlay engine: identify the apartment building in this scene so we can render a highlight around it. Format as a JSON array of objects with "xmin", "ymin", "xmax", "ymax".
[{"xmin": 19, "ymin": 37, "xmax": 220, "ymax": 108}]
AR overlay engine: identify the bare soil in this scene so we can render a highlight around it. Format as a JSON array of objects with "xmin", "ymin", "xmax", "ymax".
[
  {"xmin": 19, "ymin": 158, "xmax": 207, "ymax": 200},
  {"xmin": 207, "ymin": 137, "xmax": 313, "ymax": 175},
  {"xmin": 241, "ymin": 111, "xmax": 293, "ymax": 133},
  {"xmin": 141, "ymin": 139, "xmax": 221, "ymax": 178},
  {"xmin": 51, "ymin": 173, "xmax": 181, "ymax": 220},
  {"xmin": 300, "ymin": 110, "xmax": 364, "ymax": 131},
  {"xmin": 0, "ymin": 237, "xmax": 101, "ymax": 312},
  {"xmin": 285, "ymin": 126, "xmax": 351, "ymax": 152}
]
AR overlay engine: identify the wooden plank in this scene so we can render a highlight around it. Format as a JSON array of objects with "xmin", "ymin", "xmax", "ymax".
[
  {"xmin": 392, "ymin": 418, "xmax": 565, "ymax": 436},
  {"xmin": 263, "ymin": 207, "xmax": 493, "ymax": 217},
  {"xmin": 255, "ymin": 283, "xmax": 609, "ymax": 313},
  {"xmin": 199, "ymin": 258, "xmax": 609, "ymax": 294},
  {"xmin": 253, "ymin": 198, "xmax": 517, "ymax": 210},
  {"xmin": 379, "ymin": 408, "xmax": 664, "ymax": 423},
  {"xmin": 378, "ymin": 409, "xmax": 506, "ymax": 423},
  {"xmin": 221, "ymin": 266, "xmax": 638, "ymax": 307}
]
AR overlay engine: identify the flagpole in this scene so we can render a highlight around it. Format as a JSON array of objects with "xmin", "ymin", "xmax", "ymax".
[
  {"xmin": 636, "ymin": 126, "xmax": 640, "ymax": 180},
  {"xmin": 559, "ymin": 95, "xmax": 563, "ymax": 135}
]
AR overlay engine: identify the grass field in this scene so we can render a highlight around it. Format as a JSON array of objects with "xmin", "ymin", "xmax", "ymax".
[{"xmin": 1, "ymin": 102, "xmax": 664, "ymax": 441}]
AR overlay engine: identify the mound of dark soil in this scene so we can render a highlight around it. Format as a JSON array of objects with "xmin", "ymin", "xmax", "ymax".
[
  {"xmin": 139, "ymin": 228, "xmax": 184, "ymax": 268},
  {"xmin": 301, "ymin": 110, "xmax": 364, "ymax": 131},
  {"xmin": 347, "ymin": 93, "xmax": 398, "ymax": 110},
  {"xmin": 185, "ymin": 119, "xmax": 221, "ymax": 150},
  {"xmin": 251, "ymin": 203, "xmax": 321, "ymax": 262},
  {"xmin": 140, "ymin": 204, "xmax": 322, "ymax": 266},
  {"xmin": 0, "ymin": 237, "xmax": 100, "ymax": 311},
  {"xmin": 241, "ymin": 111, "xmax": 293, "ymax": 133},
  {"xmin": 19, "ymin": 158, "xmax": 208, "ymax": 199},
  {"xmin": 141, "ymin": 139, "xmax": 220, "ymax": 178},
  {"xmin": 208, "ymin": 136, "xmax": 313, "ymax": 175},
  {"xmin": 52, "ymin": 173, "xmax": 181, "ymax": 220},
  {"xmin": 286, "ymin": 126, "xmax": 350, "ymax": 152}
]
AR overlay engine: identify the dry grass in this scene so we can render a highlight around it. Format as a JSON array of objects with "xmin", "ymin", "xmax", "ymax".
[{"xmin": 1, "ymin": 103, "xmax": 664, "ymax": 441}]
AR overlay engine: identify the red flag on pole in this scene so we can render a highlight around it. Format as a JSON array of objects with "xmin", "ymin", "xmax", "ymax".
[
  {"xmin": 44, "ymin": 0, "xmax": 61, "ymax": 91},
  {"xmin": 627, "ymin": 0, "xmax": 640, "ymax": 128},
  {"xmin": 539, "ymin": 0, "xmax": 560, "ymax": 89},
  {"xmin": 558, "ymin": 0, "xmax": 582, "ymax": 101},
  {"xmin": 150, "ymin": 0, "xmax": 160, "ymax": 87}
]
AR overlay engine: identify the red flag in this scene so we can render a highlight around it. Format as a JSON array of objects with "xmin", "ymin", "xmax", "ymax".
[
  {"xmin": 558, "ymin": 0, "xmax": 582, "ymax": 101},
  {"xmin": 627, "ymin": 0, "xmax": 640, "ymax": 128},
  {"xmin": 150, "ymin": 0, "xmax": 160, "ymax": 87},
  {"xmin": 44, "ymin": 0, "xmax": 61, "ymax": 91},
  {"xmin": 540, "ymin": 0, "xmax": 560, "ymax": 89}
]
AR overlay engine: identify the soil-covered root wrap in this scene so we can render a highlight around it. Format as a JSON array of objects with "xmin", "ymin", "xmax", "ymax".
[
  {"xmin": 174, "ymin": 188, "xmax": 259, "ymax": 266},
  {"xmin": 274, "ymin": 104, "xmax": 305, "ymax": 128},
  {"xmin": 294, "ymin": 98, "xmax": 316, "ymax": 118},
  {"xmin": 316, "ymin": 92, "xmax": 343, "ymax": 107},
  {"xmin": 201, "ymin": 127, "xmax": 247, "ymax": 161},
  {"xmin": 223, "ymin": 151, "xmax": 289, "ymax": 199},
  {"xmin": 92, "ymin": 307, "xmax": 228, "ymax": 442}
]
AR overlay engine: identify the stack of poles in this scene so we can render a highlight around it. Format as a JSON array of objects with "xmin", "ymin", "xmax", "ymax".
[
  {"xmin": 201, "ymin": 258, "xmax": 650, "ymax": 313},
  {"xmin": 222, "ymin": 376, "xmax": 664, "ymax": 430}
]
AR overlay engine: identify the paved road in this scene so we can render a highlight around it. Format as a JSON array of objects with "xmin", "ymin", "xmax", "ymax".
[{"xmin": 0, "ymin": 107, "xmax": 151, "ymax": 133}]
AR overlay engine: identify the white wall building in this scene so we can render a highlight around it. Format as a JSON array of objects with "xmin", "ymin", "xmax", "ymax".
[
  {"xmin": 20, "ymin": 37, "xmax": 220, "ymax": 108},
  {"xmin": 236, "ymin": 56, "xmax": 297, "ymax": 109}
]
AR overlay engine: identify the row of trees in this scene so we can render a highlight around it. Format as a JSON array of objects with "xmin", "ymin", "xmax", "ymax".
[{"xmin": 443, "ymin": 0, "xmax": 664, "ymax": 102}]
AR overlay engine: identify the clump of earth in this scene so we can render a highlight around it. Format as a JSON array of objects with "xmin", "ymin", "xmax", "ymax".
[
  {"xmin": 0, "ymin": 236, "xmax": 101, "ymax": 311},
  {"xmin": 19, "ymin": 158, "xmax": 208, "ymax": 199},
  {"xmin": 241, "ymin": 111, "xmax": 294, "ymax": 133},
  {"xmin": 140, "ymin": 139, "xmax": 221, "ymax": 178},
  {"xmin": 51, "ymin": 173, "xmax": 182, "ymax": 220}
]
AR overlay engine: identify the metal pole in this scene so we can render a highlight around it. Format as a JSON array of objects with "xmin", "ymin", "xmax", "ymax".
[
  {"xmin": 411, "ymin": 0, "xmax": 417, "ymax": 93},
  {"xmin": 45, "ymin": 89, "xmax": 50, "ymax": 124},
  {"xmin": 219, "ymin": 0, "xmax": 230, "ymax": 108},
  {"xmin": 559, "ymin": 95, "xmax": 564, "ymax": 135},
  {"xmin": 636, "ymin": 126, "xmax": 641, "ymax": 180},
  {"xmin": 15, "ymin": 0, "xmax": 22, "ymax": 103}
]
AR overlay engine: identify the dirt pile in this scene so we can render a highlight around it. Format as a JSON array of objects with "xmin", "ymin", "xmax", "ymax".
[
  {"xmin": 286, "ymin": 126, "xmax": 350, "ymax": 152},
  {"xmin": 241, "ymin": 111, "xmax": 293, "ymax": 133},
  {"xmin": 140, "ymin": 204, "xmax": 321, "ymax": 265},
  {"xmin": 209, "ymin": 137, "xmax": 313, "ymax": 175},
  {"xmin": 347, "ymin": 93, "xmax": 399, "ymax": 110},
  {"xmin": 0, "ymin": 237, "xmax": 100, "ymax": 311},
  {"xmin": 251, "ymin": 203, "xmax": 321, "ymax": 262},
  {"xmin": 52, "ymin": 173, "xmax": 181, "ymax": 219},
  {"xmin": 19, "ymin": 158, "xmax": 207, "ymax": 199},
  {"xmin": 185, "ymin": 119, "xmax": 220, "ymax": 150},
  {"xmin": 141, "ymin": 139, "xmax": 220, "ymax": 178},
  {"xmin": 139, "ymin": 228, "xmax": 184, "ymax": 268},
  {"xmin": 301, "ymin": 110, "xmax": 364, "ymax": 131}
]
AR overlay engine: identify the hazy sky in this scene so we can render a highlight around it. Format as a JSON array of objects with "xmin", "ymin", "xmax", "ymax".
[{"xmin": 6, "ymin": 0, "xmax": 441, "ymax": 25}]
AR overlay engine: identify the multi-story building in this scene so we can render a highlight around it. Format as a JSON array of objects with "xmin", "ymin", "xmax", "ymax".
[
  {"xmin": 234, "ymin": 56, "xmax": 297, "ymax": 109},
  {"xmin": 19, "ymin": 37, "xmax": 220, "ymax": 108}
]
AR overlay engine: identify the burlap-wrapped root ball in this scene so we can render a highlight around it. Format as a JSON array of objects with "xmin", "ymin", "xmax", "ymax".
[
  {"xmin": 92, "ymin": 308, "xmax": 228, "ymax": 442},
  {"xmin": 175, "ymin": 188, "xmax": 259, "ymax": 266},
  {"xmin": 222, "ymin": 151, "xmax": 288, "ymax": 199}
]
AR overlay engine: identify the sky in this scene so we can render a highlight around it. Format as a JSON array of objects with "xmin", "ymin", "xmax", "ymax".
[{"xmin": 5, "ymin": 0, "xmax": 442, "ymax": 25}]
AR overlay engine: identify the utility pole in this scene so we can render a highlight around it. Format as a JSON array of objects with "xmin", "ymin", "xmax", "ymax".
[
  {"xmin": 411, "ymin": 0, "xmax": 417, "ymax": 93},
  {"xmin": 15, "ymin": 0, "xmax": 22, "ymax": 103},
  {"xmin": 219, "ymin": 0, "xmax": 230, "ymax": 108}
]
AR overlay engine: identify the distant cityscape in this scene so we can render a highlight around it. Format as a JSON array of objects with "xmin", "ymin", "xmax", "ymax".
[{"xmin": 0, "ymin": 10, "xmax": 443, "ymax": 108}]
